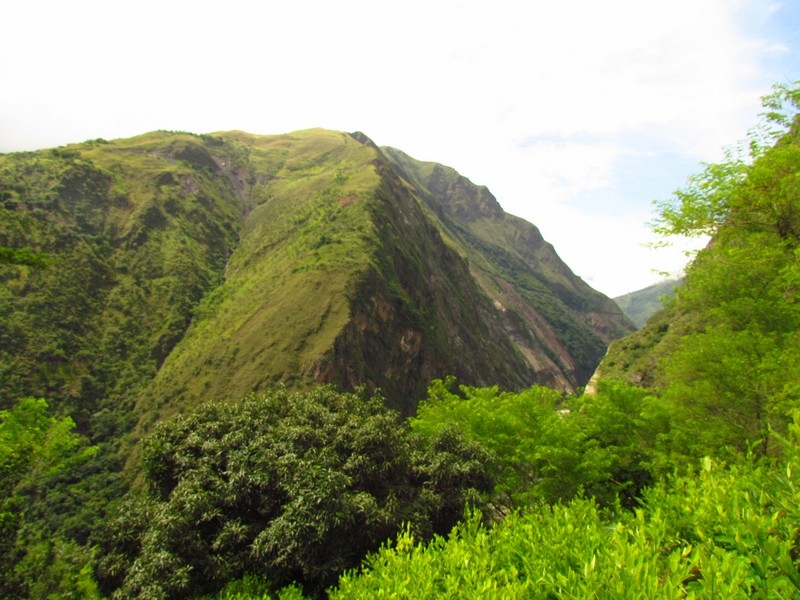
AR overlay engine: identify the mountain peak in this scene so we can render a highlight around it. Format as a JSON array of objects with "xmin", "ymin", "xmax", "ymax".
[{"xmin": 0, "ymin": 128, "xmax": 634, "ymax": 430}]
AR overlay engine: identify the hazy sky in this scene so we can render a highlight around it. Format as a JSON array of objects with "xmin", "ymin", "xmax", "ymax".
[{"xmin": 2, "ymin": 0, "xmax": 798, "ymax": 296}]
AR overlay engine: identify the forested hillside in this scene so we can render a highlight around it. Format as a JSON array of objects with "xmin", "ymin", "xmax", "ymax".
[
  {"xmin": 2, "ymin": 82, "xmax": 800, "ymax": 598},
  {"xmin": 0, "ymin": 125, "xmax": 630, "ymax": 598}
]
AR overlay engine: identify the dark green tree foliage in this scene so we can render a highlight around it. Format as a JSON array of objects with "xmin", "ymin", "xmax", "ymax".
[
  {"xmin": 95, "ymin": 387, "xmax": 493, "ymax": 599},
  {"xmin": 0, "ymin": 246, "xmax": 51, "ymax": 267}
]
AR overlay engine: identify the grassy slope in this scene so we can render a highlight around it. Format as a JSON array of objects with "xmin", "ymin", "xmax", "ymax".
[{"xmin": 136, "ymin": 130, "xmax": 382, "ymax": 422}]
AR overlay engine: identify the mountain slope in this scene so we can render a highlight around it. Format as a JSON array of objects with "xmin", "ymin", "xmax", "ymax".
[
  {"xmin": 383, "ymin": 147, "xmax": 634, "ymax": 388},
  {"xmin": 140, "ymin": 129, "xmax": 541, "ymax": 418},
  {"xmin": 0, "ymin": 128, "xmax": 634, "ymax": 432},
  {"xmin": 0, "ymin": 133, "xmax": 242, "ymax": 433},
  {"xmin": 613, "ymin": 278, "xmax": 682, "ymax": 328}
]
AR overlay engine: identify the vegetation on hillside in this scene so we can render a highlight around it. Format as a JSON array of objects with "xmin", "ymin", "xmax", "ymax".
[
  {"xmin": 95, "ymin": 387, "xmax": 492, "ymax": 598},
  {"xmin": 315, "ymin": 81, "xmax": 800, "ymax": 599},
  {"xmin": 1, "ymin": 82, "xmax": 799, "ymax": 598},
  {"xmin": 613, "ymin": 278, "xmax": 682, "ymax": 328},
  {"xmin": 384, "ymin": 147, "xmax": 634, "ymax": 388}
]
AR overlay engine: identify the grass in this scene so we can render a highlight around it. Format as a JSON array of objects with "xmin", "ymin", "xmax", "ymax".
[{"xmin": 136, "ymin": 129, "xmax": 383, "ymax": 423}]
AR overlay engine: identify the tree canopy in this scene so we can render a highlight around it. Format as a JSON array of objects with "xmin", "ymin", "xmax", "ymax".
[{"xmin": 95, "ymin": 387, "xmax": 493, "ymax": 599}]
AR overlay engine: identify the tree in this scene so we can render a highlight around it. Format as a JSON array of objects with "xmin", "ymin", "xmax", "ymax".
[
  {"xmin": 653, "ymin": 81, "xmax": 800, "ymax": 241},
  {"xmin": 410, "ymin": 379, "xmax": 663, "ymax": 508},
  {"xmin": 649, "ymin": 81, "xmax": 800, "ymax": 459},
  {"xmin": 95, "ymin": 386, "xmax": 493, "ymax": 599},
  {"xmin": 0, "ymin": 246, "xmax": 51, "ymax": 268},
  {"xmin": 0, "ymin": 398, "xmax": 99, "ymax": 598}
]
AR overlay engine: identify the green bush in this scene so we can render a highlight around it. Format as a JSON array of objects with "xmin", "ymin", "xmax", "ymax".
[
  {"xmin": 0, "ymin": 398, "xmax": 100, "ymax": 598},
  {"xmin": 330, "ymin": 415, "xmax": 800, "ymax": 598},
  {"xmin": 410, "ymin": 379, "xmax": 662, "ymax": 508}
]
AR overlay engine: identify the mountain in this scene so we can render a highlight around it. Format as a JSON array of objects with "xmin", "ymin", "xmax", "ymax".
[
  {"xmin": 613, "ymin": 278, "xmax": 682, "ymax": 328},
  {"xmin": 382, "ymin": 148, "xmax": 633, "ymax": 386},
  {"xmin": 0, "ymin": 128, "xmax": 634, "ymax": 436}
]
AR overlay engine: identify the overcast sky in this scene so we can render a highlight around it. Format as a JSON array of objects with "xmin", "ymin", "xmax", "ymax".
[{"xmin": 2, "ymin": 0, "xmax": 798, "ymax": 296}]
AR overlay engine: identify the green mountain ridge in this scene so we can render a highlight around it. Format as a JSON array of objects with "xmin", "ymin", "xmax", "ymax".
[
  {"xmin": 384, "ymin": 147, "xmax": 633, "ymax": 387},
  {"xmin": 613, "ymin": 277, "xmax": 682, "ymax": 328},
  {"xmin": 4, "ymin": 83, "xmax": 800, "ymax": 599},
  {"xmin": 1, "ymin": 127, "xmax": 633, "ymax": 432}
]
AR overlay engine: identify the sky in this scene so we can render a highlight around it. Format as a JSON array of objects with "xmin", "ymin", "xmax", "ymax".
[{"xmin": 2, "ymin": 0, "xmax": 799, "ymax": 297}]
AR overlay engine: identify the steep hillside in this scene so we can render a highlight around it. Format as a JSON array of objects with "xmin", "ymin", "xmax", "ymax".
[
  {"xmin": 0, "ymin": 128, "xmax": 633, "ymax": 433},
  {"xmin": 0, "ymin": 133, "xmax": 242, "ymax": 437},
  {"xmin": 596, "ymin": 113, "xmax": 800, "ymax": 420},
  {"xmin": 383, "ymin": 147, "xmax": 634, "ymax": 389},
  {"xmin": 139, "ymin": 130, "xmax": 539, "ymax": 420}
]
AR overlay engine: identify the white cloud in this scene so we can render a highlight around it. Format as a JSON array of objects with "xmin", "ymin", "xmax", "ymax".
[{"xmin": 1, "ymin": 0, "xmax": 796, "ymax": 296}]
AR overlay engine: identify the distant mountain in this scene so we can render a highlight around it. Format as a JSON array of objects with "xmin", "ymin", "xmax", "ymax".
[
  {"xmin": 613, "ymin": 278, "xmax": 682, "ymax": 328},
  {"xmin": 0, "ymin": 129, "xmax": 634, "ymax": 436}
]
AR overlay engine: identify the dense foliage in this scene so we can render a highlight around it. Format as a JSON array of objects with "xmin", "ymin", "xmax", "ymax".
[
  {"xmin": 331, "ymin": 418, "xmax": 800, "ymax": 598},
  {"xmin": 94, "ymin": 387, "xmax": 492, "ymax": 598},
  {"xmin": 0, "ymin": 398, "xmax": 101, "ymax": 598},
  {"xmin": 606, "ymin": 82, "xmax": 800, "ymax": 462},
  {"xmin": 410, "ymin": 379, "xmax": 657, "ymax": 508},
  {"xmin": 2, "ymin": 83, "xmax": 800, "ymax": 598}
]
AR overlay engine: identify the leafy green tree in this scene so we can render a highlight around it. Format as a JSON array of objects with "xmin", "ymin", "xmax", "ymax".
[
  {"xmin": 411, "ymin": 379, "xmax": 663, "ymax": 508},
  {"xmin": 653, "ymin": 81, "xmax": 800, "ymax": 241},
  {"xmin": 329, "ymin": 413, "xmax": 800, "ymax": 598},
  {"xmin": 0, "ymin": 397, "xmax": 99, "ymax": 598},
  {"xmin": 95, "ymin": 386, "xmax": 493, "ymax": 599},
  {"xmin": 648, "ymin": 81, "xmax": 800, "ymax": 459},
  {"xmin": 410, "ymin": 379, "xmax": 563, "ymax": 505}
]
